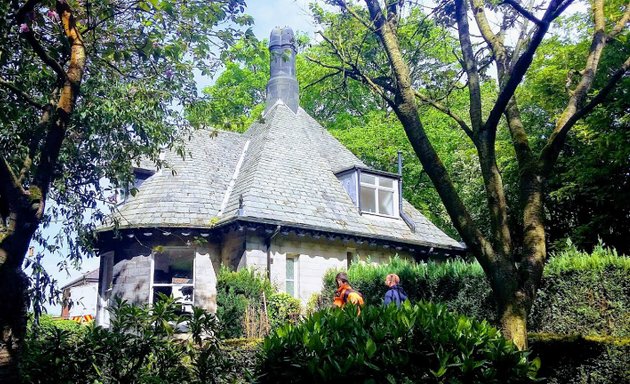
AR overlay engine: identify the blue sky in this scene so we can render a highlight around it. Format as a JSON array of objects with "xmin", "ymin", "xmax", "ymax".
[{"xmin": 38, "ymin": 1, "xmax": 318, "ymax": 314}]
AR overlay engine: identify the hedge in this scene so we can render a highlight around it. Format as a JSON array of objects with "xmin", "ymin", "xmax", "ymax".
[
  {"xmin": 529, "ymin": 334, "xmax": 630, "ymax": 384},
  {"xmin": 322, "ymin": 243, "xmax": 630, "ymax": 337}
]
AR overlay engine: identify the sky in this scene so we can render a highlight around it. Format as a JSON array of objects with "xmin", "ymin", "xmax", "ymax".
[{"xmin": 38, "ymin": 0, "xmax": 319, "ymax": 314}]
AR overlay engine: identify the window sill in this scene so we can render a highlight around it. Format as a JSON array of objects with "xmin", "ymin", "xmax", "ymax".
[{"xmin": 360, "ymin": 211, "xmax": 401, "ymax": 220}]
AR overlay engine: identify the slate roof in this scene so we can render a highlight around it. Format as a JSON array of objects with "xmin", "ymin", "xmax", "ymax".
[
  {"xmin": 61, "ymin": 268, "xmax": 100, "ymax": 290},
  {"xmin": 108, "ymin": 102, "xmax": 464, "ymax": 251}
]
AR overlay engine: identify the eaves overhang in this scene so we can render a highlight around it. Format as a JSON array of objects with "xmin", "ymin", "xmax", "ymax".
[{"xmin": 94, "ymin": 216, "xmax": 467, "ymax": 258}]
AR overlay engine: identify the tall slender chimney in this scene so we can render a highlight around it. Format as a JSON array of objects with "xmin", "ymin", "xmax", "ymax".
[{"xmin": 265, "ymin": 26, "xmax": 299, "ymax": 113}]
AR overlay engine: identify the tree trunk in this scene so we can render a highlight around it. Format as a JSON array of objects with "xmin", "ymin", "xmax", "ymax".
[
  {"xmin": 0, "ymin": 195, "xmax": 40, "ymax": 382},
  {"xmin": 498, "ymin": 293, "xmax": 529, "ymax": 350},
  {"xmin": 0, "ymin": 265, "xmax": 30, "ymax": 383}
]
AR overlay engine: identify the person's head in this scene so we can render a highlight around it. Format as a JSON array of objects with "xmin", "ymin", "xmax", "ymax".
[
  {"xmin": 335, "ymin": 272, "xmax": 349, "ymax": 288},
  {"xmin": 385, "ymin": 273, "xmax": 400, "ymax": 288}
]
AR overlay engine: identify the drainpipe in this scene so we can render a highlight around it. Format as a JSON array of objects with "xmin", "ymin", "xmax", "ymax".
[
  {"xmin": 265, "ymin": 225, "xmax": 281, "ymax": 280},
  {"xmin": 398, "ymin": 151, "xmax": 416, "ymax": 233}
]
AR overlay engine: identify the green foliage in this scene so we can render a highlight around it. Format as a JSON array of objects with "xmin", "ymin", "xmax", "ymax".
[
  {"xmin": 220, "ymin": 338, "xmax": 261, "ymax": 382},
  {"xmin": 215, "ymin": 267, "xmax": 274, "ymax": 338},
  {"xmin": 267, "ymin": 292, "xmax": 302, "ymax": 330},
  {"xmin": 515, "ymin": 11, "xmax": 630, "ymax": 254},
  {"xmin": 322, "ymin": 256, "xmax": 494, "ymax": 323},
  {"xmin": 186, "ymin": 36, "xmax": 269, "ymax": 132},
  {"xmin": 20, "ymin": 295, "xmax": 230, "ymax": 383},
  {"xmin": 0, "ymin": 0, "xmax": 253, "ymax": 313},
  {"xmin": 530, "ymin": 242, "xmax": 630, "ymax": 337},
  {"xmin": 529, "ymin": 334, "xmax": 630, "ymax": 384},
  {"xmin": 257, "ymin": 302, "xmax": 538, "ymax": 383},
  {"xmin": 325, "ymin": 245, "xmax": 630, "ymax": 337},
  {"xmin": 30, "ymin": 313, "xmax": 84, "ymax": 334}
]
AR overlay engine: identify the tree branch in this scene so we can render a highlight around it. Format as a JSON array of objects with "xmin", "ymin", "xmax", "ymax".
[
  {"xmin": 608, "ymin": 5, "xmax": 630, "ymax": 40},
  {"xmin": 501, "ymin": 0, "xmax": 543, "ymax": 25},
  {"xmin": 334, "ymin": 0, "xmax": 375, "ymax": 31},
  {"xmin": 0, "ymin": 77, "xmax": 44, "ymax": 109},
  {"xmin": 455, "ymin": 0, "xmax": 484, "ymax": 134},
  {"xmin": 302, "ymin": 69, "xmax": 341, "ymax": 90},
  {"xmin": 314, "ymin": 31, "xmax": 393, "ymax": 103},
  {"xmin": 540, "ymin": 55, "xmax": 630, "ymax": 175},
  {"xmin": 414, "ymin": 90, "xmax": 475, "ymax": 142},
  {"xmin": 483, "ymin": 0, "xmax": 572, "ymax": 134},
  {"xmin": 20, "ymin": 32, "xmax": 67, "ymax": 80}
]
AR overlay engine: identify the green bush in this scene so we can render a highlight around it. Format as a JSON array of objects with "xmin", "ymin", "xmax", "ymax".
[
  {"xmin": 323, "ymin": 244, "xmax": 630, "ymax": 337},
  {"xmin": 267, "ymin": 292, "xmax": 302, "ymax": 330},
  {"xmin": 257, "ymin": 302, "xmax": 539, "ymax": 383},
  {"xmin": 30, "ymin": 314, "xmax": 85, "ymax": 334},
  {"xmin": 221, "ymin": 338, "xmax": 261, "ymax": 382},
  {"xmin": 20, "ymin": 296, "xmax": 231, "ymax": 383},
  {"xmin": 216, "ymin": 267, "xmax": 274, "ymax": 338},
  {"xmin": 530, "ymin": 243, "xmax": 630, "ymax": 336},
  {"xmin": 322, "ymin": 257, "xmax": 496, "ymax": 323},
  {"xmin": 529, "ymin": 333, "xmax": 630, "ymax": 384}
]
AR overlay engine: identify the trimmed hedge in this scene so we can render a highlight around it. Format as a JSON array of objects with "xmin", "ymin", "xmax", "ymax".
[
  {"xmin": 322, "ymin": 244, "xmax": 629, "ymax": 337},
  {"xmin": 257, "ymin": 302, "xmax": 539, "ymax": 383},
  {"xmin": 529, "ymin": 334, "xmax": 630, "ymax": 384}
]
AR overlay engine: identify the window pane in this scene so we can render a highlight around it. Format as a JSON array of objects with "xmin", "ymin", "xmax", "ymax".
[
  {"xmin": 286, "ymin": 281, "xmax": 294, "ymax": 296},
  {"xmin": 378, "ymin": 189, "xmax": 395, "ymax": 216},
  {"xmin": 379, "ymin": 177, "xmax": 394, "ymax": 189},
  {"xmin": 360, "ymin": 173, "xmax": 376, "ymax": 185},
  {"xmin": 153, "ymin": 286, "xmax": 193, "ymax": 314},
  {"xmin": 360, "ymin": 185, "xmax": 376, "ymax": 213},
  {"xmin": 172, "ymin": 285, "xmax": 194, "ymax": 303},
  {"xmin": 286, "ymin": 258, "xmax": 294, "ymax": 280},
  {"xmin": 154, "ymin": 249, "xmax": 193, "ymax": 284},
  {"xmin": 153, "ymin": 286, "xmax": 172, "ymax": 301}
]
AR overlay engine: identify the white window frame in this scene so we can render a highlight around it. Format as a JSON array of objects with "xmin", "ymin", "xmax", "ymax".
[
  {"xmin": 360, "ymin": 173, "xmax": 399, "ymax": 217},
  {"xmin": 285, "ymin": 255, "xmax": 298, "ymax": 298},
  {"xmin": 149, "ymin": 247, "xmax": 196, "ymax": 312}
]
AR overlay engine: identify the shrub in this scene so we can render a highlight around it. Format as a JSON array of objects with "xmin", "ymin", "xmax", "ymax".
[
  {"xmin": 20, "ymin": 296, "xmax": 230, "ymax": 383},
  {"xmin": 530, "ymin": 242, "xmax": 630, "ymax": 337},
  {"xmin": 257, "ymin": 302, "xmax": 539, "ymax": 383},
  {"xmin": 267, "ymin": 292, "xmax": 302, "ymax": 330},
  {"xmin": 323, "ymin": 245, "xmax": 629, "ymax": 337},
  {"xmin": 221, "ymin": 338, "xmax": 261, "ymax": 382},
  {"xmin": 529, "ymin": 333, "xmax": 630, "ymax": 384},
  {"xmin": 322, "ymin": 256, "xmax": 496, "ymax": 323},
  {"xmin": 216, "ymin": 267, "xmax": 274, "ymax": 338}
]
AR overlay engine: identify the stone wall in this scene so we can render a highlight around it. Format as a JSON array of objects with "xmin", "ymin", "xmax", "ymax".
[
  {"xmin": 194, "ymin": 247, "xmax": 220, "ymax": 313},
  {"xmin": 111, "ymin": 252, "xmax": 152, "ymax": 305}
]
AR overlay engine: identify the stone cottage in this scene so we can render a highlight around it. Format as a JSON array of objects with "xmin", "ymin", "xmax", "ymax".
[{"xmin": 95, "ymin": 27, "xmax": 464, "ymax": 326}]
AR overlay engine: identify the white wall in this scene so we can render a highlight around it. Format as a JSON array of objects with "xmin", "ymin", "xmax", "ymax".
[
  {"xmin": 243, "ymin": 233, "xmax": 414, "ymax": 305},
  {"xmin": 64, "ymin": 283, "xmax": 98, "ymax": 318}
]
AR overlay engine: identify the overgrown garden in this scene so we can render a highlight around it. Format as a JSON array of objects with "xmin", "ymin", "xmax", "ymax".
[{"xmin": 21, "ymin": 244, "xmax": 629, "ymax": 383}]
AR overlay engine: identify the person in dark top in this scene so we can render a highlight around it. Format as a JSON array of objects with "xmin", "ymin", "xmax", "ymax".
[{"xmin": 383, "ymin": 273, "xmax": 408, "ymax": 307}]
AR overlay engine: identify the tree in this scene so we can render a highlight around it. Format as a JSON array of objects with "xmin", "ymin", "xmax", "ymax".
[
  {"xmin": 515, "ymin": 14, "xmax": 630, "ymax": 253},
  {"xmin": 314, "ymin": 0, "xmax": 629, "ymax": 349},
  {"xmin": 0, "ymin": 0, "xmax": 251, "ymax": 380}
]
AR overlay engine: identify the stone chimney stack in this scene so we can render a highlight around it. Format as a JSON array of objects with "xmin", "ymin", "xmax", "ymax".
[{"xmin": 265, "ymin": 26, "xmax": 299, "ymax": 114}]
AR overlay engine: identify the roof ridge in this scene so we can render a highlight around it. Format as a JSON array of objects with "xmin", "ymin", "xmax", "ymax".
[{"xmin": 217, "ymin": 139, "xmax": 251, "ymax": 217}]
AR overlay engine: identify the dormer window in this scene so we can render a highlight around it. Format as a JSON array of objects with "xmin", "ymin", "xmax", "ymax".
[
  {"xmin": 360, "ymin": 173, "xmax": 397, "ymax": 216},
  {"xmin": 337, "ymin": 167, "xmax": 400, "ymax": 218}
]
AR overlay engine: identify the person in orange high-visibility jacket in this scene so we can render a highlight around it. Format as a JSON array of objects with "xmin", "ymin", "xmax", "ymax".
[{"xmin": 333, "ymin": 272, "xmax": 364, "ymax": 310}]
